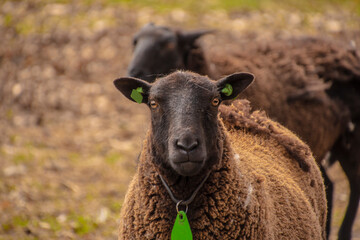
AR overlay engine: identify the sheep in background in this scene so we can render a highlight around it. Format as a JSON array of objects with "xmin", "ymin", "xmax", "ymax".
[
  {"xmin": 113, "ymin": 71, "xmax": 327, "ymax": 239},
  {"xmin": 126, "ymin": 23, "xmax": 360, "ymax": 240}
]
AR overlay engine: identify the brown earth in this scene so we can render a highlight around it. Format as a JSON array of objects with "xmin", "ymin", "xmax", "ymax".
[{"xmin": 0, "ymin": 1, "xmax": 359, "ymax": 239}]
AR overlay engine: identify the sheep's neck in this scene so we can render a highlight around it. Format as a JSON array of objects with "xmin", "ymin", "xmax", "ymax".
[
  {"xmin": 159, "ymin": 171, "xmax": 211, "ymax": 206},
  {"xmin": 157, "ymin": 169, "xmax": 210, "ymax": 201}
]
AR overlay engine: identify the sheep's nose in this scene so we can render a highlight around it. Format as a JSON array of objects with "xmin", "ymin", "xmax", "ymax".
[{"xmin": 176, "ymin": 138, "xmax": 199, "ymax": 152}]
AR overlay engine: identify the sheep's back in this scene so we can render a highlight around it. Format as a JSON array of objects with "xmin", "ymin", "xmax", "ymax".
[{"xmin": 208, "ymin": 41, "xmax": 350, "ymax": 161}]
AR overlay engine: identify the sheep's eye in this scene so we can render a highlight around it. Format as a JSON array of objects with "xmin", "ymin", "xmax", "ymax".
[
  {"xmin": 211, "ymin": 98, "xmax": 220, "ymax": 107},
  {"xmin": 150, "ymin": 100, "xmax": 158, "ymax": 109}
]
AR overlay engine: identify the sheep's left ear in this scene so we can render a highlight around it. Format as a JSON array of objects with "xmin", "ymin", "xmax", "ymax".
[
  {"xmin": 216, "ymin": 72, "xmax": 255, "ymax": 100},
  {"xmin": 113, "ymin": 77, "xmax": 152, "ymax": 104}
]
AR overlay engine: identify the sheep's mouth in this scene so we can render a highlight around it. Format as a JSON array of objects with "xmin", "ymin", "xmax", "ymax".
[
  {"xmin": 171, "ymin": 160, "xmax": 204, "ymax": 176},
  {"xmin": 169, "ymin": 143, "xmax": 207, "ymax": 176},
  {"xmin": 172, "ymin": 158, "xmax": 203, "ymax": 164}
]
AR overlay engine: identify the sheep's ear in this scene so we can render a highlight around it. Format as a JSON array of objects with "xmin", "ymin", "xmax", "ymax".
[
  {"xmin": 113, "ymin": 77, "xmax": 152, "ymax": 104},
  {"xmin": 216, "ymin": 72, "xmax": 254, "ymax": 100},
  {"xmin": 177, "ymin": 29, "xmax": 214, "ymax": 46}
]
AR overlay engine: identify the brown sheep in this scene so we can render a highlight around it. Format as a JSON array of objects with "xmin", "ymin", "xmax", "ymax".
[
  {"xmin": 113, "ymin": 71, "xmax": 327, "ymax": 239},
  {"xmin": 127, "ymin": 23, "xmax": 360, "ymax": 240}
]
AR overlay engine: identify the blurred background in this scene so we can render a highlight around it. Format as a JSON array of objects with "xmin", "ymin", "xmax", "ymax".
[{"xmin": 0, "ymin": 0, "xmax": 359, "ymax": 239}]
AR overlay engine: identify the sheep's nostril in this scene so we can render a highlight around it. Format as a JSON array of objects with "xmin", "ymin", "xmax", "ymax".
[{"xmin": 176, "ymin": 139, "xmax": 199, "ymax": 152}]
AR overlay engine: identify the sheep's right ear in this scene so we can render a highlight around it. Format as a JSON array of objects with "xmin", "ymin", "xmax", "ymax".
[
  {"xmin": 216, "ymin": 72, "xmax": 255, "ymax": 100},
  {"xmin": 113, "ymin": 77, "xmax": 152, "ymax": 104}
]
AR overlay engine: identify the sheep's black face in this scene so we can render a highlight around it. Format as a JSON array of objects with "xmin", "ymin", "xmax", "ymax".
[
  {"xmin": 127, "ymin": 23, "xmax": 211, "ymax": 82},
  {"xmin": 149, "ymin": 73, "xmax": 221, "ymax": 176},
  {"xmin": 114, "ymin": 71, "xmax": 254, "ymax": 176}
]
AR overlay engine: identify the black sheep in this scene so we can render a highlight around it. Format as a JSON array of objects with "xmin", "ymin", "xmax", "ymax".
[{"xmin": 114, "ymin": 71, "xmax": 327, "ymax": 239}]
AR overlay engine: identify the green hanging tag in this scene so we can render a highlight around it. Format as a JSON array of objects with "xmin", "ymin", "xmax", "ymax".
[
  {"xmin": 221, "ymin": 83, "xmax": 233, "ymax": 96},
  {"xmin": 171, "ymin": 211, "xmax": 193, "ymax": 240},
  {"xmin": 130, "ymin": 87, "xmax": 144, "ymax": 103}
]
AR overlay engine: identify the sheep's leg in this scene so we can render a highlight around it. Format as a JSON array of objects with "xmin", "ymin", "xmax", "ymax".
[
  {"xmin": 320, "ymin": 165, "xmax": 333, "ymax": 240},
  {"xmin": 337, "ymin": 124, "xmax": 360, "ymax": 240},
  {"xmin": 338, "ymin": 181, "xmax": 359, "ymax": 240}
]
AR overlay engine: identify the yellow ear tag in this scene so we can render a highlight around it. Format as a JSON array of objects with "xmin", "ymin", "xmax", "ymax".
[
  {"xmin": 130, "ymin": 87, "xmax": 144, "ymax": 103},
  {"xmin": 171, "ymin": 211, "xmax": 193, "ymax": 240}
]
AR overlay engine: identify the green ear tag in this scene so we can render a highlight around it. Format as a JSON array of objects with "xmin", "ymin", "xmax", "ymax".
[
  {"xmin": 221, "ymin": 83, "xmax": 233, "ymax": 96},
  {"xmin": 171, "ymin": 211, "xmax": 193, "ymax": 240},
  {"xmin": 130, "ymin": 87, "xmax": 144, "ymax": 103}
]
